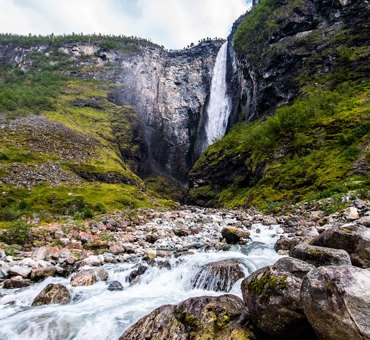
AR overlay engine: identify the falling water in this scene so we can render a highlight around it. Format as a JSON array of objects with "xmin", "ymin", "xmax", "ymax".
[{"xmin": 203, "ymin": 42, "xmax": 231, "ymax": 149}]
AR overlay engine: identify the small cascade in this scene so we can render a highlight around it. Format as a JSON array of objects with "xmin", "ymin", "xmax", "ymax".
[{"xmin": 203, "ymin": 42, "xmax": 231, "ymax": 150}]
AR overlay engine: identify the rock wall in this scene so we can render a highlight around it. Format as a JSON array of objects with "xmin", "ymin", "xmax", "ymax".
[
  {"xmin": 0, "ymin": 39, "xmax": 224, "ymax": 183},
  {"xmin": 232, "ymin": 0, "xmax": 369, "ymax": 121}
]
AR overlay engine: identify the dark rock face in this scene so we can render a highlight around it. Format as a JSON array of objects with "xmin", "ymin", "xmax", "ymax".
[
  {"xmin": 191, "ymin": 259, "xmax": 245, "ymax": 292},
  {"xmin": 32, "ymin": 283, "xmax": 71, "ymax": 306},
  {"xmin": 301, "ymin": 265, "xmax": 370, "ymax": 340},
  {"xmin": 241, "ymin": 257, "xmax": 314, "ymax": 338},
  {"xmin": 233, "ymin": 0, "xmax": 369, "ymax": 121},
  {"xmin": 290, "ymin": 243, "xmax": 352, "ymax": 267},
  {"xmin": 310, "ymin": 224, "xmax": 370, "ymax": 268},
  {"xmin": 111, "ymin": 41, "xmax": 224, "ymax": 183},
  {"xmin": 121, "ymin": 294, "xmax": 255, "ymax": 340}
]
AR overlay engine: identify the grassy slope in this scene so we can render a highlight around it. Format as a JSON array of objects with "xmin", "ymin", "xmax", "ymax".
[
  {"xmin": 0, "ymin": 36, "xmax": 175, "ymax": 225},
  {"xmin": 189, "ymin": 0, "xmax": 370, "ymax": 211}
]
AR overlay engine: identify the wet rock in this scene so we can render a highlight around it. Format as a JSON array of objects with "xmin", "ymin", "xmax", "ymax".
[
  {"xmin": 221, "ymin": 227, "xmax": 250, "ymax": 244},
  {"xmin": 290, "ymin": 243, "xmax": 352, "ymax": 267},
  {"xmin": 109, "ymin": 243, "xmax": 125, "ymax": 255},
  {"xmin": 30, "ymin": 266, "xmax": 59, "ymax": 282},
  {"xmin": 241, "ymin": 257, "xmax": 314, "ymax": 338},
  {"xmin": 70, "ymin": 269, "xmax": 97, "ymax": 287},
  {"xmin": 274, "ymin": 235, "xmax": 302, "ymax": 252},
  {"xmin": 32, "ymin": 283, "xmax": 71, "ymax": 306},
  {"xmin": 121, "ymin": 294, "xmax": 255, "ymax": 340},
  {"xmin": 108, "ymin": 280, "xmax": 124, "ymax": 291},
  {"xmin": 95, "ymin": 268, "xmax": 108, "ymax": 281},
  {"xmin": 301, "ymin": 265, "xmax": 370, "ymax": 340},
  {"xmin": 311, "ymin": 224, "xmax": 370, "ymax": 268},
  {"xmin": 3, "ymin": 277, "xmax": 32, "ymax": 289},
  {"xmin": 127, "ymin": 264, "xmax": 148, "ymax": 284},
  {"xmin": 191, "ymin": 259, "xmax": 245, "ymax": 292}
]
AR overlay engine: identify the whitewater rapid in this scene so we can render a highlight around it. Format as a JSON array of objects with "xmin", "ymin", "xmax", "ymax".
[{"xmin": 0, "ymin": 224, "xmax": 283, "ymax": 340}]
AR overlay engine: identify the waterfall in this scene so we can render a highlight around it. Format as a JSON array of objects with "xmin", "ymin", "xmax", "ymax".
[{"xmin": 203, "ymin": 42, "xmax": 231, "ymax": 149}]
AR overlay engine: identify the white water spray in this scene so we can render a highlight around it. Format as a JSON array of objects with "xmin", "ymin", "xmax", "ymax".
[{"xmin": 203, "ymin": 42, "xmax": 232, "ymax": 149}]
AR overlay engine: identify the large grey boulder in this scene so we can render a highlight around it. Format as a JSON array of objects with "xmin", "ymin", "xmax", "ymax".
[
  {"xmin": 241, "ymin": 257, "xmax": 314, "ymax": 338},
  {"xmin": 191, "ymin": 259, "xmax": 245, "ymax": 292},
  {"xmin": 290, "ymin": 243, "xmax": 351, "ymax": 267},
  {"xmin": 32, "ymin": 283, "xmax": 71, "ymax": 306},
  {"xmin": 120, "ymin": 295, "xmax": 254, "ymax": 340},
  {"xmin": 310, "ymin": 224, "xmax": 370, "ymax": 268},
  {"xmin": 301, "ymin": 265, "xmax": 370, "ymax": 340}
]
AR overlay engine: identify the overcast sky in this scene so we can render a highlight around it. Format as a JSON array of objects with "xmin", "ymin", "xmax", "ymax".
[{"xmin": 0, "ymin": 0, "xmax": 251, "ymax": 49}]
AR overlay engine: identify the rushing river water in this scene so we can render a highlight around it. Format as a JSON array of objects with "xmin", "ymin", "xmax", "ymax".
[{"xmin": 0, "ymin": 224, "xmax": 283, "ymax": 340}]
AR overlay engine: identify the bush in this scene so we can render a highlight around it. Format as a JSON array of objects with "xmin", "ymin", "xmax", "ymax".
[{"xmin": 0, "ymin": 220, "xmax": 32, "ymax": 245}]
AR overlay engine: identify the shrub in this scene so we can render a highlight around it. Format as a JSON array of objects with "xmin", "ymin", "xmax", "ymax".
[{"xmin": 0, "ymin": 220, "xmax": 32, "ymax": 245}]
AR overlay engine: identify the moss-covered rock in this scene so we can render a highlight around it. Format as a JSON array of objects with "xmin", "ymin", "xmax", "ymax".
[{"xmin": 241, "ymin": 257, "xmax": 314, "ymax": 338}]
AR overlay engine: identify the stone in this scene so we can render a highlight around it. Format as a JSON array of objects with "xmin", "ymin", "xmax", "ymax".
[
  {"xmin": 95, "ymin": 268, "xmax": 108, "ymax": 281},
  {"xmin": 344, "ymin": 207, "xmax": 359, "ymax": 220},
  {"xmin": 290, "ymin": 243, "xmax": 352, "ymax": 267},
  {"xmin": 70, "ymin": 269, "xmax": 97, "ymax": 287},
  {"xmin": 8, "ymin": 265, "xmax": 32, "ymax": 278},
  {"xmin": 311, "ymin": 224, "xmax": 370, "ymax": 268},
  {"xmin": 274, "ymin": 235, "xmax": 302, "ymax": 252},
  {"xmin": 221, "ymin": 227, "xmax": 250, "ymax": 244},
  {"xmin": 32, "ymin": 283, "xmax": 71, "ymax": 306},
  {"xmin": 3, "ymin": 277, "xmax": 32, "ymax": 289},
  {"xmin": 241, "ymin": 257, "xmax": 314, "ymax": 338},
  {"xmin": 108, "ymin": 280, "xmax": 124, "ymax": 291},
  {"xmin": 121, "ymin": 294, "xmax": 254, "ymax": 340},
  {"xmin": 109, "ymin": 243, "xmax": 125, "ymax": 255},
  {"xmin": 31, "ymin": 246, "xmax": 50, "ymax": 261},
  {"xmin": 191, "ymin": 259, "xmax": 245, "ymax": 292},
  {"xmin": 30, "ymin": 266, "xmax": 58, "ymax": 282},
  {"xmin": 301, "ymin": 265, "xmax": 370, "ymax": 340},
  {"xmin": 127, "ymin": 264, "xmax": 148, "ymax": 284},
  {"xmin": 358, "ymin": 215, "xmax": 370, "ymax": 227}
]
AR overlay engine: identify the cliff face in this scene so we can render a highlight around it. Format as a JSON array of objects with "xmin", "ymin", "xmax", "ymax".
[
  {"xmin": 232, "ymin": 0, "xmax": 369, "ymax": 120},
  {"xmin": 0, "ymin": 39, "xmax": 223, "ymax": 183},
  {"xmin": 188, "ymin": 0, "xmax": 370, "ymax": 208},
  {"xmin": 109, "ymin": 41, "xmax": 223, "ymax": 183}
]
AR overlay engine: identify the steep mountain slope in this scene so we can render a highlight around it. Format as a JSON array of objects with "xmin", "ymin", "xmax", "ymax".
[
  {"xmin": 188, "ymin": 0, "xmax": 370, "ymax": 210},
  {"xmin": 0, "ymin": 35, "xmax": 206, "ymax": 222}
]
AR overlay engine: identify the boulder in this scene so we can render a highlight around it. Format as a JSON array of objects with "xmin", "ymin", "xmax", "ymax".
[
  {"xmin": 221, "ymin": 227, "xmax": 250, "ymax": 244},
  {"xmin": 8, "ymin": 265, "xmax": 32, "ymax": 278},
  {"xmin": 301, "ymin": 265, "xmax": 370, "ymax": 340},
  {"xmin": 191, "ymin": 259, "xmax": 245, "ymax": 292},
  {"xmin": 358, "ymin": 215, "xmax": 370, "ymax": 227},
  {"xmin": 3, "ymin": 277, "xmax": 32, "ymax": 289},
  {"xmin": 30, "ymin": 266, "xmax": 59, "ymax": 282},
  {"xmin": 70, "ymin": 269, "xmax": 96, "ymax": 287},
  {"xmin": 121, "ymin": 294, "xmax": 255, "ymax": 340},
  {"xmin": 108, "ymin": 280, "xmax": 124, "ymax": 291},
  {"xmin": 32, "ymin": 283, "xmax": 71, "ymax": 306},
  {"xmin": 95, "ymin": 268, "xmax": 108, "ymax": 282},
  {"xmin": 241, "ymin": 257, "xmax": 314, "ymax": 338},
  {"xmin": 344, "ymin": 207, "xmax": 359, "ymax": 220},
  {"xmin": 127, "ymin": 264, "xmax": 148, "ymax": 284},
  {"xmin": 290, "ymin": 243, "xmax": 352, "ymax": 267},
  {"xmin": 310, "ymin": 224, "xmax": 370, "ymax": 268}
]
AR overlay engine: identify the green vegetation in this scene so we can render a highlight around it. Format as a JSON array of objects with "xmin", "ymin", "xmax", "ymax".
[
  {"xmin": 0, "ymin": 35, "xmax": 176, "ymax": 227},
  {"xmin": 0, "ymin": 220, "xmax": 33, "ymax": 245},
  {"xmin": 190, "ymin": 0, "xmax": 370, "ymax": 210},
  {"xmin": 191, "ymin": 78, "xmax": 369, "ymax": 210},
  {"xmin": 0, "ymin": 33, "xmax": 156, "ymax": 50}
]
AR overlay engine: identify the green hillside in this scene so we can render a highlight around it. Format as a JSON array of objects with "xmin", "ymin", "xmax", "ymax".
[{"xmin": 188, "ymin": 0, "xmax": 370, "ymax": 211}]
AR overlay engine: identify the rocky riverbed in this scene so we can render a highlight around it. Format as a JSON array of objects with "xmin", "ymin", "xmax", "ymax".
[{"xmin": 0, "ymin": 199, "xmax": 369, "ymax": 339}]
